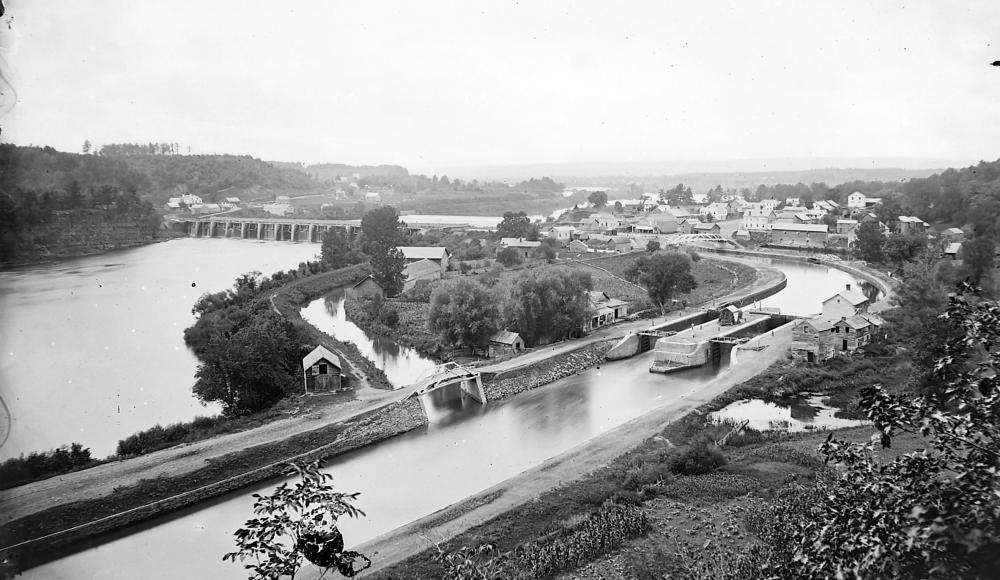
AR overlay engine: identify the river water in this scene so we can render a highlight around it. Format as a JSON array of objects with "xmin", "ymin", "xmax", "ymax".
[
  {"xmin": 0, "ymin": 239, "xmax": 320, "ymax": 459},
  {"xmin": 15, "ymin": 247, "xmax": 874, "ymax": 579}
]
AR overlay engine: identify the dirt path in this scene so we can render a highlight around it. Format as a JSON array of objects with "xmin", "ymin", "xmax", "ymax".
[
  {"xmin": 0, "ymin": 384, "xmax": 417, "ymax": 526},
  {"xmin": 355, "ymin": 325, "xmax": 795, "ymax": 574}
]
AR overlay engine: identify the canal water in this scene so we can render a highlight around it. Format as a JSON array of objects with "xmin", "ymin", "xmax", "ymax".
[
  {"xmin": 0, "ymin": 238, "xmax": 320, "ymax": 459},
  {"xmin": 299, "ymin": 289, "xmax": 438, "ymax": 388},
  {"xmin": 14, "ymin": 248, "xmax": 876, "ymax": 579}
]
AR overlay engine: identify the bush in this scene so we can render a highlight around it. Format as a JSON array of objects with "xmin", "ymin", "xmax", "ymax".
[
  {"xmin": 401, "ymin": 279, "xmax": 435, "ymax": 302},
  {"xmin": 669, "ymin": 441, "xmax": 727, "ymax": 475},
  {"xmin": 0, "ymin": 443, "xmax": 96, "ymax": 489},
  {"xmin": 381, "ymin": 308, "xmax": 400, "ymax": 327}
]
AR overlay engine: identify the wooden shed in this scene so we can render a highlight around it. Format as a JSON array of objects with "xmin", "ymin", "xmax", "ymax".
[
  {"xmin": 719, "ymin": 305, "xmax": 743, "ymax": 326},
  {"xmin": 303, "ymin": 345, "xmax": 342, "ymax": 392},
  {"xmin": 488, "ymin": 330, "xmax": 525, "ymax": 358},
  {"xmin": 348, "ymin": 275, "xmax": 384, "ymax": 299}
]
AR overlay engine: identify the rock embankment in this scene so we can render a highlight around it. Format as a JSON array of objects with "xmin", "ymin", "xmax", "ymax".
[{"xmin": 484, "ymin": 342, "xmax": 613, "ymax": 401}]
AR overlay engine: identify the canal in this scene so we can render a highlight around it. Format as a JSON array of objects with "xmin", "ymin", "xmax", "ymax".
[{"xmin": 21, "ymin": 254, "xmax": 877, "ymax": 579}]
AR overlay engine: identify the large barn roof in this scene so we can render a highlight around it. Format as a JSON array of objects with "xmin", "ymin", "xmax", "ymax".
[{"xmin": 303, "ymin": 345, "xmax": 340, "ymax": 370}]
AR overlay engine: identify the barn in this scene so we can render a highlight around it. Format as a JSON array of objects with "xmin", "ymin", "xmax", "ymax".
[{"xmin": 303, "ymin": 346, "xmax": 342, "ymax": 392}]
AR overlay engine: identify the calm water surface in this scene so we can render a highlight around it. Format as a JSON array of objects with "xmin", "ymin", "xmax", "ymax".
[
  {"xmin": 23, "ymin": 255, "xmax": 877, "ymax": 579},
  {"xmin": 0, "ymin": 238, "xmax": 320, "ymax": 458}
]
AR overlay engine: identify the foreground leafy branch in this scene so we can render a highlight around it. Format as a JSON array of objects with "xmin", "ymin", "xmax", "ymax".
[{"xmin": 224, "ymin": 461, "xmax": 371, "ymax": 579}]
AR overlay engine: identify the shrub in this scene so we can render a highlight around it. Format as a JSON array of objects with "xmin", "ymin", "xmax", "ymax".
[
  {"xmin": 381, "ymin": 308, "xmax": 400, "ymax": 327},
  {"xmin": 0, "ymin": 443, "xmax": 96, "ymax": 490},
  {"xmin": 669, "ymin": 441, "xmax": 727, "ymax": 475}
]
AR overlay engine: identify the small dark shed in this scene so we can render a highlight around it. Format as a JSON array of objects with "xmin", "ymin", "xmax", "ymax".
[
  {"xmin": 303, "ymin": 345, "xmax": 342, "ymax": 392},
  {"xmin": 719, "ymin": 305, "xmax": 743, "ymax": 326},
  {"xmin": 348, "ymin": 275, "xmax": 384, "ymax": 299}
]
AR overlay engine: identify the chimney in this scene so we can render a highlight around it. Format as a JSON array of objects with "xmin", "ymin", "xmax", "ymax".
[{"xmin": 846, "ymin": 283, "xmax": 851, "ymax": 291}]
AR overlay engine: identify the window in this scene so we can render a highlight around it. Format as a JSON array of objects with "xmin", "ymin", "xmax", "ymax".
[{"xmin": 319, "ymin": 363, "xmax": 327, "ymax": 375}]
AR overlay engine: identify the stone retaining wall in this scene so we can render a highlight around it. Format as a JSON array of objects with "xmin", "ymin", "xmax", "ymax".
[{"xmin": 484, "ymin": 342, "xmax": 613, "ymax": 401}]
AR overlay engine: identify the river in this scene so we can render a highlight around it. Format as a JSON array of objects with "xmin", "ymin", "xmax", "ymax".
[
  {"xmin": 21, "ymin": 253, "xmax": 875, "ymax": 579},
  {"xmin": 0, "ymin": 238, "xmax": 321, "ymax": 459}
]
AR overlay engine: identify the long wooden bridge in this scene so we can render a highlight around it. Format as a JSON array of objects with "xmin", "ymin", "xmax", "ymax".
[{"xmin": 176, "ymin": 215, "xmax": 489, "ymax": 242}]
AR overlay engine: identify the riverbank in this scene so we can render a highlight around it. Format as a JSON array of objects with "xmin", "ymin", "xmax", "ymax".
[
  {"xmin": 0, "ymin": 398, "xmax": 426, "ymax": 572},
  {"xmin": 483, "ymin": 341, "xmax": 614, "ymax": 401}
]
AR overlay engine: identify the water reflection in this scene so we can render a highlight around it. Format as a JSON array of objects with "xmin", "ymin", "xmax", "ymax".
[
  {"xmin": 299, "ymin": 289, "xmax": 438, "ymax": 388},
  {"xmin": 709, "ymin": 396, "xmax": 866, "ymax": 432}
]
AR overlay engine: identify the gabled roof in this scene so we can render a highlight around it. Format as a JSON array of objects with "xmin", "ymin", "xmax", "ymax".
[
  {"xmin": 500, "ymin": 237, "xmax": 541, "ymax": 248},
  {"xmin": 943, "ymin": 227, "xmax": 964, "ymax": 235},
  {"xmin": 771, "ymin": 223, "xmax": 829, "ymax": 233},
  {"xmin": 303, "ymin": 345, "xmax": 340, "ymax": 370},
  {"xmin": 351, "ymin": 274, "xmax": 381, "ymax": 289},
  {"xmin": 604, "ymin": 298, "xmax": 628, "ymax": 308},
  {"xmin": 804, "ymin": 318, "xmax": 836, "ymax": 332},
  {"xmin": 490, "ymin": 330, "xmax": 522, "ymax": 345},
  {"xmin": 898, "ymin": 215, "xmax": 928, "ymax": 224},
  {"xmin": 824, "ymin": 290, "xmax": 868, "ymax": 306},
  {"xmin": 397, "ymin": 246, "xmax": 449, "ymax": 260},
  {"xmin": 837, "ymin": 219, "xmax": 859, "ymax": 225},
  {"xmin": 588, "ymin": 291, "xmax": 611, "ymax": 303},
  {"xmin": 944, "ymin": 242, "xmax": 962, "ymax": 254},
  {"xmin": 693, "ymin": 222, "xmax": 719, "ymax": 231},
  {"xmin": 403, "ymin": 258, "xmax": 441, "ymax": 279},
  {"xmin": 842, "ymin": 316, "xmax": 872, "ymax": 330}
]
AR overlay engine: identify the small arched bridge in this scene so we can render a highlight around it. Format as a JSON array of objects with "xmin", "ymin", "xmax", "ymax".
[{"xmin": 411, "ymin": 362, "xmax": 487, "ymax": 404}]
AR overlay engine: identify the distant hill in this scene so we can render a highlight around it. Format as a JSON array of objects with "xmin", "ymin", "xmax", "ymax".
[
  {"xmin": 303, "ymin": 163, "xmax": 410, "ymax": 182},
  {"xmin": 0, "ymin": 145, "xmax": 318, "ymax": 205},
  {"xmin": 433, "ymin": 158, "xmax": 967, "ymax": 187}
]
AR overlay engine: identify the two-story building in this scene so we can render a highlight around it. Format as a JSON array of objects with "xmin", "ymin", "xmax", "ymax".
[
  {"xmin": 897, "ymin": 216, "xmax": 929, "ymax": 236},
  {"xmin": 397, "ymin": 246, "xmax": 450, "ymax": 273},
  {"xmin": 742, "ymin": 208, "xmax": 776, "ymax": 231},
  {"xmin": 768, "ymin": 223, "xmax": 829, "ymax": 249},
  {"xmin": 498, "ymin": 238, "xmax": 541, "ymax": 258},
  {"xmin": 791, "ymin": 285, "xmax": 883, "ymax": 362}
]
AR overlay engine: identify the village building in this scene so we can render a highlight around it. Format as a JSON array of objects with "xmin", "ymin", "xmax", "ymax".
[
  {"xmin": 548, "ymin": 225, "xmax": 577, "ymax": 241},
  {"xmin": 692, "ymin": 222, "xmax": 721, "ymax": 235},
  {"xmin": 220, "ymin": 197, "xmax": 241, "ymax": 209},
  {"xmin": 488, "ymin": 330, "xmax": 525, "ymax": 358},
  {"xmin": 302, "ymin": 345, "xmax": 342, "ymax": 391},
  {"xmin": 586, "ymin": 290, "xmax": 629, "ymax": 330},
  {"xmin": 897, "ymin": 215, "xmax": 929, "ymax": 235},
  {"xmin": 785, "ymin": 197, "xmax": 801, "ymax": 207},
  {"xmin": 944, "ymin": 242, "xmax": 962, "ymax": 260},
  {"xmin": 608, "ymin": 235, "xmax": 633, "ymax": 253},
  {"xmin": 941, "ymin": 227, "xmax": 965, "ymax": 243},
  {"xmin": 760, "ymin": 199, "xmax": 780, "ymax": 213},
  {"xmin": 498, "ymin": 237, "xmax": 541, "ymax": 258},
  {"xmin": 678, "ymin": 218, "xmax": 700, "ymax": 234},
  {"xmin": 742, "ymin": 208, "xmax": 776, "ymax": 231},
  {"xmin": 364, "ymin": 191, "xmax": 382, "ymax": 203},
  {"xmin": 348, "ymin": 275, "xmax": 384, "ymax": 298},
  {"xmin": 847, "ymin": 191, "xmax": 882, "ymax": 209},
  {"xmin": 768, "ymin": 223, "xmax": 829, "ymax": 249},
  {"xmin": 633, "ymin": 214, "xmax": 679, "ymax": 235},
  {"xmin": 791, "ymin": 285, "xmax": 883, "ymax": 362},
  {"xmin": 567, "ymin": 239, "xmax": 589, "ymax": 253},
  {"xmin": 836, "ymin": 219, "xmax": 859, "ymax": 235},
  {"xmin": 701, "ymin": 202, "xmax": 730, "ymax": 221},
  {"xmin": 164, "ymin": 198, "xmax": 182, "ymax": 210},
  {"xmin": 402, "ymin": 258, "xmax": 442, "ymax": 291},
  {"xmin": 590, "ymin": 212, "xmax": 624, "ymax": 232},
  {"xmin": 397, "ymin": 246, "xmax": 450, "ymax": 273}
]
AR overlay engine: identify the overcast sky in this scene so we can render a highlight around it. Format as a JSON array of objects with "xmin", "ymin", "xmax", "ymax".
[{"xmin": 1, "ymin": 1, "xmax": 997, "ymax": 173}]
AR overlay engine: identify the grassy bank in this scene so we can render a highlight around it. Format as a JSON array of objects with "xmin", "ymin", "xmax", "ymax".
[{"xmin": 0, "ymin": 398, "xmax": 427, "ymax": 572}]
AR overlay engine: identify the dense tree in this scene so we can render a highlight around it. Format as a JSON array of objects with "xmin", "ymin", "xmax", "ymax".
[
  {"xmin": 646, "ymin": 240, "xmax": 660, "ymax": 253},
  {"xmin": 505, "ymin": 268, "xmax": 592, "ymax": 346},
  {"xmin": 360, "ymin": 206, "xmax": 402, "ymax": 254},
  {"xmin": 321, "ymin": 229, "xmax": 365, "ymax": 270},
  {"xmin": 496, "ymin": 211, "xmax": 534, "ymax": 239},
  {"xmin": 854, "ymin": 221, "xmax": 886, "ymax": 262},
  {"xmin": 81, "ymin": 140, "xmax": 91, "ymax": 154},
  {"xmin": 659, "ymin": 184, "xmax": 693, "ymax": 206},
  {"xmin": 587, "ymin": 190, "xmax": 608, "ymax": 208},
  {"xmin": 192, "ymin": 303, "xmax": 306, "ymax": 415},
  {"xmin": 736, "ymin": 284, "xmax": 1000, "ymax": 578},
  {"xmin": 496, "ymin": 246, "xmax": 524, "ymax": 268},
  {"xmin": 627, "ymin": 253, "xmax": 697, "ymax": 313},
  {"xmin": 428, "ymin": 279, "xmax": 502, "ymax": 349},
  {"xmin": 225, "ymin": 461, "xmax": 370, "ymax": 579},
  {"xmin": 882, "ymin": 233, "xmax": 927, "ymax": 268},
  {"xmin": 370, "ymin": 247, "xmax": 405, "ymax": 297},
  {"xmin": 532, "ymin": 241, "xmax": 557, "ymax": 262},
  {"xmin": 961, "ymin": 235, "xmax": 996, "ymax": 286}
]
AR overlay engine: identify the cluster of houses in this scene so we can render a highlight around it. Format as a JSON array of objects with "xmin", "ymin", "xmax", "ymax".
[
  {"xmin": 791, "ymin": 285, "xmax": 885, "ymax": 362},
  {"xmin": 164, "ymin": 193, "xmax": 241, "ymax": 214}
]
